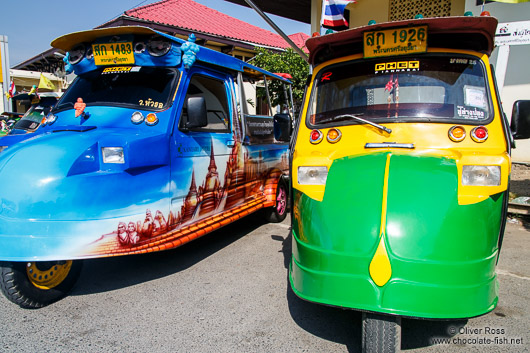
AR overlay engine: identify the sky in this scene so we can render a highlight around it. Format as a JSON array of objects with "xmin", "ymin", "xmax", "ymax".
[{"xmin": 1, "ymin": 0, "xmax": 310, "ymax": 67}]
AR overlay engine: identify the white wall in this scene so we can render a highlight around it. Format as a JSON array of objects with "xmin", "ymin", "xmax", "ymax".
[{"xmin": 466, "ymin": 0, "xmax": 530, "ymax": 162}]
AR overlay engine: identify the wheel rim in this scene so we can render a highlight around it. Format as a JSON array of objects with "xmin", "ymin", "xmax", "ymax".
[
  {"xmin": 26, "ymin": 261, "xmax": 72, "ymax": 290},
  {"xmin": 276, "ymin": 186, "xmax": 287, "ymax": 215}
]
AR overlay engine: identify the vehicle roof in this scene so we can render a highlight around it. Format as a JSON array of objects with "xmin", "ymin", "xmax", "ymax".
[
  {"xmin": 307, "ymin": 16, "xmax": 498, "ymax": 66},
  {"xmin": 11, "ymin": 92, "xmax": 62, "ymax": 101},
  {"xmin": 51, "ymin": 26, "xmax": 291, "ymax": 83}
]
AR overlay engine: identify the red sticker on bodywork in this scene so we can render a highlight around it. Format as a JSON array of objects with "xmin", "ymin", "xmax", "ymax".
[{"xmin": 321, "ymin": 72, "xmax": 333, "ymax": 82}]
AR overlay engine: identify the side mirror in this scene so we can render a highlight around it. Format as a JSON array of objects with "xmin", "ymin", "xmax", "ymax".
[
  {"xmin": 185, "ymin": 97, "xmax": 208, "ymax": 129},
  {"xmin": 273, "ymin": 113, "xmax": 292, "ymax": 142},
  {"xmin": 511, "ymin": 100, "xmax": 530, "ymax": 140}
]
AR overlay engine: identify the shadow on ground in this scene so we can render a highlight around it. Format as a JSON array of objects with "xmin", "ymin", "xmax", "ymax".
[
  {"xmin": 276, "ymin": 229, "xmax": 469, "ymax": 352},
  {"xmin": 71, "ymin": 212, "xmax": 267, "ymax": 296}
]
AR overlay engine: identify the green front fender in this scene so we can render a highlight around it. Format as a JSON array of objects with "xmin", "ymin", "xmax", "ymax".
[{"xmin": 290, "ymin": 153, "xmax": 502, "ymax": 319}]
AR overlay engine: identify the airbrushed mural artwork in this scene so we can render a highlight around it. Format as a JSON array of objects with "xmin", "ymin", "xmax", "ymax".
[{"xmin": 85, "ymin": 137, "xmax": 288, "ymax": 258}]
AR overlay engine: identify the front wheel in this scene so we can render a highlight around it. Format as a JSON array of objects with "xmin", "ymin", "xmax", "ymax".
[
  {"xmin": 0, "ymin": 260, "xmax": 83, "ymax": 309},
  {"xmin": 263, "ymin": 178, "xmax": 288, "ymax": 223},
  {"xmin": 362, "ymin": 312, "xmax": 401, "ymax": 353}
]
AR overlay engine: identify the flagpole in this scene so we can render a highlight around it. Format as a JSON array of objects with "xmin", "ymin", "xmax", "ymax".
[
  {"xmin": 242, "ymin": 0, "xmax": 309, "ymax": 62},
  {"xmin": 321, "ymin": 0, "xmax": 327, "ymax": 34}
]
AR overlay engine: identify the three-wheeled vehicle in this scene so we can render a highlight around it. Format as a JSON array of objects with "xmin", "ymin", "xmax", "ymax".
[
  {"xmin": 8, "ymin": 92, "xmax": 61, "ymax": 135},
  {"xmin": 0, "ymin": 26, "xmax": 293, "ymax": 308},
  {"xmin": 289, "ymin": 15, "xmax": 530, "ymax": 352},
  {"xmin": 0, "ymin": 112, "xmax": 23, "ymax": 137}
]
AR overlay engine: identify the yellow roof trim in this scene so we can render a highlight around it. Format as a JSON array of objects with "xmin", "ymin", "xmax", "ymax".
[{"xmin": 51, "ymin": 26, "xmax": 158, "ymax": 51}]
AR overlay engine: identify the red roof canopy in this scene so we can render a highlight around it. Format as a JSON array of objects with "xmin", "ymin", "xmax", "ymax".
[{"xmin": 125, "ymin": 0, "xmax": 309, "ymax": 50}]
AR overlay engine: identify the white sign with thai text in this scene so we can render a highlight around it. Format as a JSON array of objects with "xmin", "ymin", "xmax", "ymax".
[{"xmin": 495, "ymin": 21, "xmax": 530, "ymax": 46}]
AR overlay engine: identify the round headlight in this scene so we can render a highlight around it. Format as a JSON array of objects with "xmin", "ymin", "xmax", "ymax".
[
  {"xmin": 134, "ymin": 42, "xmax": 146, "ymax": 54},
  {"xmin": 85, "ymin": 46, "xmax": 93, "ymax": 60},
  {"xmin": 147, "ymin": 36, "xmax": 171, "ymax": 57},
  {"xmin": 131, "ymin": 111, "xmax": 145, "ymax": 125},
  {"xmin": 46, "ymin": 113, "xmax": 58, "ymax": 125},
  {"xmin": 68, "ymin": 44, "xmax": 86, "ymax": 65}
]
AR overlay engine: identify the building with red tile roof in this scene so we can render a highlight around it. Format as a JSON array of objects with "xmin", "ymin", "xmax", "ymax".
[
  {"xmin": 16, "ymin": 0, "xmax": 309, "ymax": 73},
  {"xmin": 98, "ymin": 0, "xmax": 309, "ymax": 62},
  {"xmin": 123, "ymin": 0, "xmax": 305, "ymax": 50}
]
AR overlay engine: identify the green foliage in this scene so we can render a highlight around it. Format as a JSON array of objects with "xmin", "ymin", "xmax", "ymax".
[{"xmin": 250, "ymin": 47, "xmax": 309, "ymax": 111}]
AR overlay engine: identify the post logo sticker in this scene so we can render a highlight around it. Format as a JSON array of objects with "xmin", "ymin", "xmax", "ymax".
[
  {"xmin": 375, "ymin": 61, "xmax": 420, "ymax": 73},
  {"xmin": 102, "ymin": 67, "xmax": 133, "ymax": 74}
]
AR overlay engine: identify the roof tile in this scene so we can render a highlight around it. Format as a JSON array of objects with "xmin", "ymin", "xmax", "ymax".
[{"xmin": 125, "ymin": 0, "xmax": 309, "ymax": 49}]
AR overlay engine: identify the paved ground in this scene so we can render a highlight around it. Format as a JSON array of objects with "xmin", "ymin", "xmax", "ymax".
[
  {"xmin": 0, "ymin": 213, "xmax": 528, "ymax": 353},
  {"xmin": 510, "ymin": 163, "xmax": 530, "ymax": 198}
]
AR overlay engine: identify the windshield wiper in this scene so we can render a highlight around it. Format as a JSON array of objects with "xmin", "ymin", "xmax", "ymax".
[
  {"xmin": 318, "ymin": 114, "xmax": 392, "ymax": 134},
  {"xmin": 53, "ymin": 101, "xmax": 75, "ymax": 111}
]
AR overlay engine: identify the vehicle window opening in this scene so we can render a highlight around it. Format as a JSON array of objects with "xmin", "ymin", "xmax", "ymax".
[
  {"xmin": 56, "ymin": 66, "xmax": 177, "ymax": 112},
  {"xmin": 238, "ymin": 73, "xmax": 292, "ymax": 144},
  {"xmin": 180, "ymin": 75, "xmax": 231, "ymax": 133}
]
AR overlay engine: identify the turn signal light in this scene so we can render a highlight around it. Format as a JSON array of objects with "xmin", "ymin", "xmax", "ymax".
[
  {"xmin": 310, "ymin": 129, "xmax": 323, "ymax": 144},
  {"xmin": 471, "ymin": 126, "xmax": 488, "ymax": 143},
  {"xmin": 326, "ymin": 128, "xmax": 342, "ymax": 143},
  {"xmin": 448, "ymin": 126, "xmax": 466, "ymax": 142},
  {"xmin": 145, "ymin": 113, "xmax": 159, "ymax": 126}
]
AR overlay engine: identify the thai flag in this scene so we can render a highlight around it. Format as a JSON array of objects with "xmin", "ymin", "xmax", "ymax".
[
  {"xmin": 385, "ymin": 75, "xmax": 395, "ymax": 92},
  {"xmin": 8, "ymin": 80, "xmax": 16, "ymax": 98},
  {"xmin": 321, "ymin": 0, "xmax": 356, "ymax": 30}
]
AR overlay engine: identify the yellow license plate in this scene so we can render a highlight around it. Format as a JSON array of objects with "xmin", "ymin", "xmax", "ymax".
[
  {"xmin": 364, "ymin": 25, "xmax": 427, "ymax": 58},
  {"xmin": 92, "ymin": 42, "xmax": 134, "ymax": 66}
]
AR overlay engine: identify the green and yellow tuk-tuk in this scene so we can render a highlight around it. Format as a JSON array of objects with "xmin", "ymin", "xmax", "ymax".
[{"xmin": 289, "ymin": 15, "xmax": 530, "ymax": 352}]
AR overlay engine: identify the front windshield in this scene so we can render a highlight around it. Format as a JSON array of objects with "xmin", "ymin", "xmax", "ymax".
[
  {"xmin": 56, "ymin": 66, "xmax": 178, "ymax": 111},
  {"xmin": 308, "ymin": 55, "xmax": 491, "ymax": 126}
]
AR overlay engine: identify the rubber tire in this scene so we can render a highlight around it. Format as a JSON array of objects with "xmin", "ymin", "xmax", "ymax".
[
  {"xmin": 263, "ymin": 178, "xmax": 288, "ymax": 223},
  {"xmin": 362, "ymin": 312, "xmax": 401, "ymax": 353},
  {"xmin": 0, "ymin": 260, "xmax": 83, "ymax": 309}
]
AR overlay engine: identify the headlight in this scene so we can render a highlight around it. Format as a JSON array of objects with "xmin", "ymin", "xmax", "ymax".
[
  {"xmin": 102, "ymin": 147, "xmax": 125, "ymax": 164},
  {"xmin": 68, "ymin": 44, "xmax": 86, "ymax": 64},
  {"xmin": 462, "ymin": 165, "xmax": 500, "ymax": 186},
  {"xmin": 298, "ymin": 166, "xmax": 328, "ymax": 185},
  {"xmin": 131, "ymin": 111, "xmax": 145, "ymax": 125},
  {"xmin": 0, "ymin": 146, "xmax": 7, "ymax": 153},
  {"xmin": 46, "ymin": 113, "xmax": 58, "ymax": 125},
  {"xmin": 147, "ymin": 36, "xmax": 171, "ymax": 57}
]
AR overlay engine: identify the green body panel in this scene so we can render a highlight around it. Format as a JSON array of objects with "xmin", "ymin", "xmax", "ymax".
[{"xmin": 290, "ymin": 153, "xmax": 502, "ymax": 318}]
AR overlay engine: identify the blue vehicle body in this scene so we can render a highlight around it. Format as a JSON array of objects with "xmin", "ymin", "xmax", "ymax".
[{"xmin": 0, "ymin": 26, "xmax": 292, "ymax": 262}]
